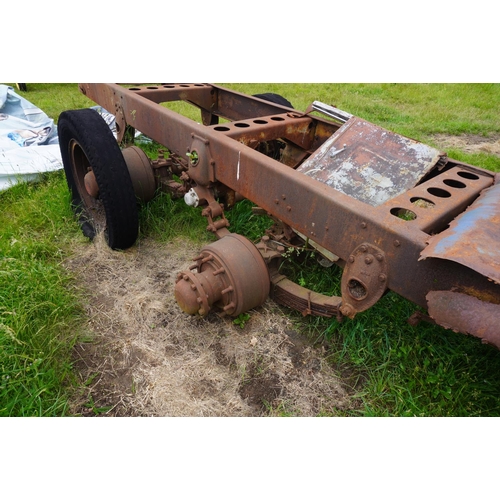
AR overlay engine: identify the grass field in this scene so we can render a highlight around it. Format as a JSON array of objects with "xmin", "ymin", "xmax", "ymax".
[{"xmin": 1, "ymin": 83, "xmax": 500, "ymax": 416}]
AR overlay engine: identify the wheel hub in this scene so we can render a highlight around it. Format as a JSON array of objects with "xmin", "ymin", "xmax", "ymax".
[
  {"xmin": 84, "ymin": 169, "xmax": 99, "ymax": 198},
  {"xmin": 175, "ymin": 234, "xmax": 270, "ymax": 317}
]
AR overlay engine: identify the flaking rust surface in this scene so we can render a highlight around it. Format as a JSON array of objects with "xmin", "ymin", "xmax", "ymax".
[
  {"xmin": 298, "ymin": 117, "xmax": 443, "ymax": 206},
  {"xmin": 421, "ymin": 181, "xmax": 500, "ymax": 285}
]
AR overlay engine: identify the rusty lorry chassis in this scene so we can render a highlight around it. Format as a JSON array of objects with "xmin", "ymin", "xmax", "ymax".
[{"xmin": 58, "ymin": 83, "xmax": 500, "ymax": 348}]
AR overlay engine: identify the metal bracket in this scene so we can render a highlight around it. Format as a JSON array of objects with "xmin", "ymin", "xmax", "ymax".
[{"xmin": 340, "ymin": 243, "xmax": 388, "ymax": 318}]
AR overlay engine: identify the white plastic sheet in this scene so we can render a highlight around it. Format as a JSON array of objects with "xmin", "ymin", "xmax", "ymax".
[
  {"xmin": 0, "ymin": 84, "xmax": 61, "ymax": 191},
  {"xmin": 0, "ymin": 85, "xmax": 151, "ymax": 192}
]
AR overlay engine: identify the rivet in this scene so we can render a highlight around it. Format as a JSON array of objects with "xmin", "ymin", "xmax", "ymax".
[
  {"xmin": 348, "ymin": 255, "xmax": 355, "ymax": 263},
  {"xmin": 379, "ymin": 274, "xmax": 387, "ymax": 282},
  {"xmin": 365, "ymin": 256, "xmax": 373, "ymax": 265},
  {"xmin": 394, "ymin": 240, "xmax": 401, "ymax": 247},
  {"xmin": 360, "ymin": 245, "xmax": 367, "ymax": 253},
  {"xmin": 361, "ymin": 222, "xmax": 367, "ymax": 229},
  {"xmin": 376, "ymin": 254, "xmax": 384, "ymax": 261}
]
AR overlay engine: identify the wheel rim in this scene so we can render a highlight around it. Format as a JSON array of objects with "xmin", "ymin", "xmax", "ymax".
[{"xmin": 69, "ymin": 138, "xmax": 107, "ymax": 233}]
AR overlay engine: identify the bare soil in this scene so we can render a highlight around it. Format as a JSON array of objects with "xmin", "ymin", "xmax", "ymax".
[
  {"xmin": 65, "ymin": 234, "xmax": 358, "ymax": 417},
  {"xmin": 432, "ymin": 133, "xmax": 500, "ymax": 157}
]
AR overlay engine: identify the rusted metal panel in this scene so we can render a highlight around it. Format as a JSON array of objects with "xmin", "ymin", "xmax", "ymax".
[
  {"xmin": 420, "ymin": 181, "xmax": 500, "ymax": 285},
  {"xmin": 297, "ymin": 117, "xmax": 445, "ymax": 206},
  {"xmin": 427, "ymin": 291, "xmax": 500, "ymax": 348}
]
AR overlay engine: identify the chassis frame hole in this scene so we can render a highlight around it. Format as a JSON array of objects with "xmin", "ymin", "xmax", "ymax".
[
  {"xmin": 348, "ymin": 279, "xmax": 368, "ymax": 300},
  {"xmin": 390, "ymin": 207, "xmax": 417, "ymax": 221},
  {"xmin": 427, "ymin": 187, "xmax": 451, "ymax": 198}
]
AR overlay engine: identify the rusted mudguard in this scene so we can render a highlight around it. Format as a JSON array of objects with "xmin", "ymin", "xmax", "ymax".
[
  {"xmin": 421, "ymin": 180, "xmax": 500, "ymax": 346},
  {"xmin": 420, "ymin": 179, "xmax": 500, "ymax": 285}
]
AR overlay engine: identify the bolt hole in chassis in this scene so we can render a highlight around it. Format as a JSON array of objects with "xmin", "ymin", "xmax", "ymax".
[{"xmin": 58, "ymin": 83, "xmax": 500, "ymax": 348}]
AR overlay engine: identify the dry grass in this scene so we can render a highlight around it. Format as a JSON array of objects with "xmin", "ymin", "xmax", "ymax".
[{"xmin": 65, "ymin": 233, "xmax": 356, "ymax": 417}]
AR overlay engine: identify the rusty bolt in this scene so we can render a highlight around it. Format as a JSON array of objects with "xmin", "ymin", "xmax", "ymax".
[
  {"xmin": 360, "ymin": 222, "xmax": 367, "ymax": 229},
  {"xmin": 394, "ymin": 240, "xmax": 401, "ymax": 247},
  {"xmin": 379, "ymin": 274, "xmax": 387, "ymax": 282},
  {"xmin": 340, "ymin": 303, "xmax": 356, "ymax": 318},
  {"xmin": 365, "ymin": 256, "xmax": 373, "ymax": 265},
  {"xmin": 348, "ymin": 255, "xmax": 355, "ymax": 263},
  {"xmin": 287, "ymin": 205, "xmax": 292, "ymax": 212},
  {"xmin": 282, "ymin": 194, "xmax": 286, "ymax": 200},
  {"xmin": 376, "ymin": 254, "xmax": 384, "ymax": 262},
  {"xmin": 360, "ymin": 245, "xmax": 367, "ymax": 253},
  {"xmin": 274, "ymin": 199, "xmax": 279, "ymax": 204}
]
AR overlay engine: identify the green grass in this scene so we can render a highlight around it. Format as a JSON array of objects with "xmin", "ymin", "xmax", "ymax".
[
  {"xmin": 0, "ymin": 171, "xmax": 86, "ymax": 416},
  {"xmin": 2, "ymin": 82, "xmax": 500, "ymax": 416}
]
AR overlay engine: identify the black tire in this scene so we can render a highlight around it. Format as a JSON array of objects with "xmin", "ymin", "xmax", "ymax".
[
  {"xmin": 58, "ymin": 108, "xmax": 139, "ymax": 250},
  {"xmin": 253, "ymin": 93, "xmax": 293, "ymax": 109}
]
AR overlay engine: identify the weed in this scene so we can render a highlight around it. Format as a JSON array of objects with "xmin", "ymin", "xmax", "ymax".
[
  {"xmin": 84, "ymin": 395, "xmax": 113, "ymax": 416},
  {"xmin": 233, "ymin": 313, "xmax": 251, "ymax": 329}
]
